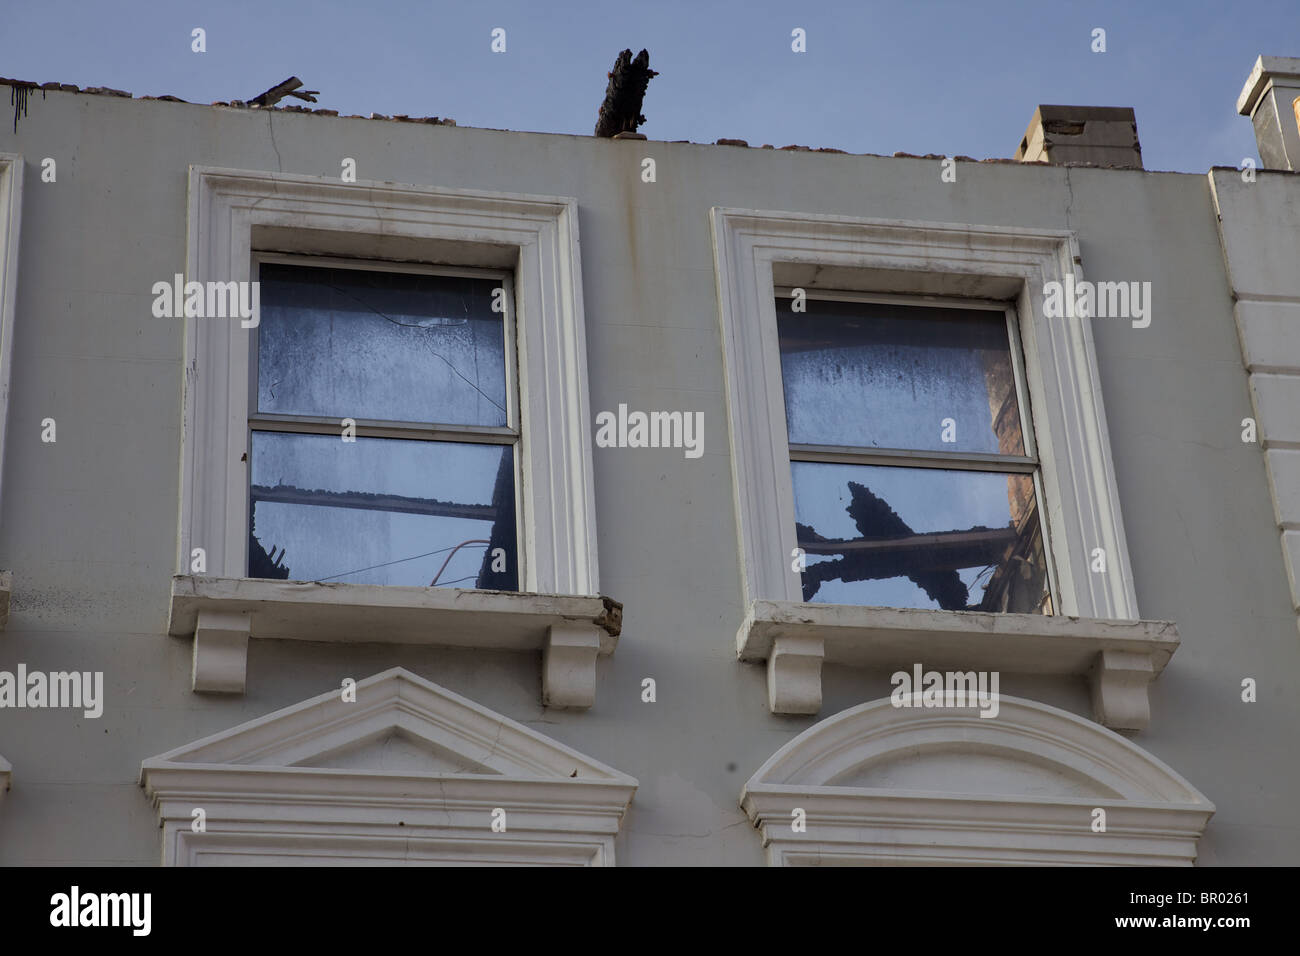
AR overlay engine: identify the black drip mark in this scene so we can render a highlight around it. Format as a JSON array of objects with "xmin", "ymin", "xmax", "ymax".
[{"xmin": 11, "ymin": 85, "xmax": 44, "ymax": 134}]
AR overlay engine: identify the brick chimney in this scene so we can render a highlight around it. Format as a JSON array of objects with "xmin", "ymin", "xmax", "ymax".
[
  {"xmin": 1014, "ymin": 105, "xmax": 1142, "ymax": 169},
  {"xmin": 1237, "ymin": 56, "xmax": 1300, "ymax": 171}
]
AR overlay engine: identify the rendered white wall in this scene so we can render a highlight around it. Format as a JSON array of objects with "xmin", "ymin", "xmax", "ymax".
[{"xmin": 0, "ymin": 89, "xmax": 1295, "ymax": 864}]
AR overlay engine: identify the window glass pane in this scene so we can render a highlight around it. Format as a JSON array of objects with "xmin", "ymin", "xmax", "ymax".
[
  {"xmin": 257, "ymin": 263, "xmax": 509, "ymax": 427},
  {"xmin": 778, "ymin": 298, "xmax": 1025, "ymax": 455},
  {"xmin": 249, "ymin": 431, "xmax": 517, "ymax": 590},
  {"xmin": 791, "ymin": 461, "xmax": 1049, "ymax": 613}
]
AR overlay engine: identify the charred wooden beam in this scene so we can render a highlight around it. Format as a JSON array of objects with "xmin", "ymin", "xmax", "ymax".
[
  {"xmin": 594, "ymin": 49, "xmax": 658, "ymax": 138},
  {"xmin": 249, "ymin": 76, "xmax": 320, "ymax": 108},
  {"xmin": 799, "ymin": 526, "xmax": 1019, "ymax": 557}
]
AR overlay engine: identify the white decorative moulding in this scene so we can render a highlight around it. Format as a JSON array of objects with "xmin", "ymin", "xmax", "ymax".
[
  {"xmin": 710, "ymin": 208, "xmax": 1145, "ymax": 716},
  {"xmin": 741, "ymin": 601, "xmax": 1178, "ymax": 731},
  {"xmin": 180, "ymin": 166, "xmax": 600, "ymax": 592},
  {"xmin": 0, "ymin": 155, "xmax": 24, "ymax": 522},
  {"xmin": 710, "ymin": 208, "xmax": 1138, "ymax": 619},
  {"xmin": 170, "ymin": 575, "xmax": 621, "ymax": 707},
  {"xmin": 741, "ymin": 696, "xmax": 1214, "ymax": 866},
  {"xmin": 175, "ymin": 167, "xmax": 610, "ymax": 698},
  {"xmin": 140, "ymin": 667, "xmax": 638, "ymax": 866}
]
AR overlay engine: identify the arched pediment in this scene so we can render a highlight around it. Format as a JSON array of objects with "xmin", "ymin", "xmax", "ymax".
[{"xmin": 741, "ymin": 695, "xmax": 1214, "ymax": 866}]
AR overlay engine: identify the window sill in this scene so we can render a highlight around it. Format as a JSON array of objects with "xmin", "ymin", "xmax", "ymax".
[
  {"xmin": 738, "ymin": 600, "xmax": 1179, "ymax": 731},
  {"xmin": 168, "ymin": 575, "xmax": 622, "ymax": 708}
]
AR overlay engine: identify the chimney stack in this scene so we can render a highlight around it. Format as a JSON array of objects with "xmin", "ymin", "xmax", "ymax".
[
  {"xmin": 1237, "ymin": 56, "xmax": 1300, "ymax": 171},
  {"xmin": 1014, "ymin": 105, "xmax": 1142, "ymax": 169}
]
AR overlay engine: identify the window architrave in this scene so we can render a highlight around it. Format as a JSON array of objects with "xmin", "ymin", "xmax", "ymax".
[
  {"xmin": 173, "ymin": 168, "xmax": 610, "ymax": 704},
  {"xmin": 712, "ymin": 207, "xmax": 1138, "ymax": 620},
  {"xmin": 180, "ymin": 167, "xmax": 600, "ymax": 596},
  {"xmin": 712, "ymin": 207, "xmax": 1161, "ymax": 725}
]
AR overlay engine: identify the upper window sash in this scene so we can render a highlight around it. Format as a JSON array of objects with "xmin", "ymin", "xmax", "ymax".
[
  {"xmin": 248, "ymin": 254, "xmax": 520, "ymax": 439},
  {"xmin": 774, "ymin": 288, "xmax": 1040, "ymax": 466}
]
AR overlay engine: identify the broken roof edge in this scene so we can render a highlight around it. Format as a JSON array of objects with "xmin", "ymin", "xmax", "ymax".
[
  {"xmin": 0, "ymin": 77, "xmax": 456, "ymax": 126},
  {"xmin": 0, "ymin": 77, "xmax": 1193, "ymax": 174}
]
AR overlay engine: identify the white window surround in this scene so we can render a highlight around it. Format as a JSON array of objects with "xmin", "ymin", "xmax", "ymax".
[
  {"xmin": 711, "ymin": 208, "xmax": 1164, "ymax": 722},
  {"xmin": 177, "ymin": 167, "xmax": 605, "ymax": 701},
  {"xmin": 741, "ymin": 695, "xmax": 1214, "ymax": 866},
  {"xmin": 0, "ymin": 153, "xmax": 23, "ymax": 628},
  {"xmin": 140, "ymin": 667, "xmax": 638, "ymax": 866}
]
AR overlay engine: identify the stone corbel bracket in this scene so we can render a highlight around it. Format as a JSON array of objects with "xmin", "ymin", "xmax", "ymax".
[
  {"xmin": 739, "ymin": 601, "xmax": 1179, "ymax": 732},
  {"xmin": 171, "ymin": 576, "xmax": 622, "ymax": 709}
]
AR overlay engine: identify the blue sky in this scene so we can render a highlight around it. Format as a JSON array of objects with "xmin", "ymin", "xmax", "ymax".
[{"xmin": 3, "ymin": 0, "xmax": 1296, "ymax": 172}]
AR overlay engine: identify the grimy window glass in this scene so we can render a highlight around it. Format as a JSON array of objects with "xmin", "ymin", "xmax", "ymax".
[
  {"xmin": 778, "ymin": 294, "xmax": 1052, "ymax": 614},
  {"xmin": 258, "ymin": 265, "xmax": 508, "ymax": 427},
  {"xmin": 248, "ymin": 260, "xmax": 518, "ymax": 590}
]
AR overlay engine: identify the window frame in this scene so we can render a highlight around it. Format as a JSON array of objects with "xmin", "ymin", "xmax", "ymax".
[
  {"xmin": 244, "ymin": 252, "xmax": 526, "ymax": 589},
  {"xmin": 711, "ymin": 206, "xmax": 1140, "ymax": 622},
  {"xmin": 178, "ymin": 167, "xmax": 601, "ymax": 597},
  {"xmin": 773, "ymin": 285, "xmax": 1061, "ymax": 614}
]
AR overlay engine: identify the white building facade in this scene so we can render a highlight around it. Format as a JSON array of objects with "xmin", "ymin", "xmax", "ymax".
[{"xmin": 1, "ymin": 56, "xmax": 1300, "ymax": 865}]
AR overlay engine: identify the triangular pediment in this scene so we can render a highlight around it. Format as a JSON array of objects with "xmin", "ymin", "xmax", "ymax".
[
  {"xmin": 142, "ymin": 667, "xmax": 632, "ymax": 782},
  {"xmin": 304, "ymin": 728, "xmax": 501, "ymax": 775}
]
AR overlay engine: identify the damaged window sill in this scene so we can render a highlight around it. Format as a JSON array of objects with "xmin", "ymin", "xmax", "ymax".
[
  {"xmin": 738, "ymin": 600, "xmax": 1179, "ymax": 732},
  {"xmin": 168, "ymin": 575, "xmax": 622, "ymax": 708}
]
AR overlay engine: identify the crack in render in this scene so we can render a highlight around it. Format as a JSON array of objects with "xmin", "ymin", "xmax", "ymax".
[
  {"xmin": 482, "ymin": 722, "xmax": 505, "ymax": 767},
  {"xmin": 266, "ymin": 110, "xmax": 283, "ymax": 172}
]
